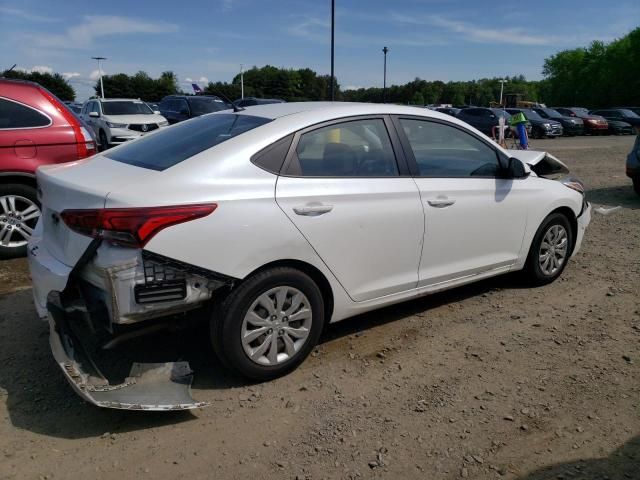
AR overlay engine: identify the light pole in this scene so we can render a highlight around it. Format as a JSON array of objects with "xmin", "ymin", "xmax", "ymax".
[
  {"xmin": 382, "ymin": 46, "xmax": 389, "ymax": 103},
  {"xmin": 240, "ymin": 64, "xmax": 244, "ymax": 99},
  {"xmin": 499, "ymin": 78, "xmax": 508, "ymax": 105},
  {"xmin": 91, "ymin": 56, "xmax": 107, "ymax": 98},
  {"xmin": 330, "ymin": 0, "xmax": 335, "ymax": 101}
]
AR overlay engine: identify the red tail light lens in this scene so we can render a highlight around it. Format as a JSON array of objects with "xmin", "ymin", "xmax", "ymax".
[{"xmin": 61, "ymin": 204, "xmax": 217, "ymax": 248}]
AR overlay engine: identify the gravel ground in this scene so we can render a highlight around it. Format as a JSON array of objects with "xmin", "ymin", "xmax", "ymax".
[{"xmin": 1, "ymin": 135, "xmax": 638, "ymax": 480}]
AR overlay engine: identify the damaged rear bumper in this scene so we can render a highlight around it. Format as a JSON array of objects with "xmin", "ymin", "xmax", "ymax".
[
  {"xmin": 46, "ymin": 290, "xmax": 209, "ymax": 410},
  {"xmin": 28, "ymin": 234, "xmax": 236, "ymax": 410}
]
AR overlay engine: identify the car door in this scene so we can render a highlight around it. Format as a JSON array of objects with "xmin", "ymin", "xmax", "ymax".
[
  {"xmin": 275, "ymin": 116, "xmax": 424, "ymax": 302},
  {"xmin": 159, "ymin": 99, "xmax": 176, "ymax": 124},
  {"xmin": 393, "ymin": 116, "xmax": 534, "ymax": 286}
]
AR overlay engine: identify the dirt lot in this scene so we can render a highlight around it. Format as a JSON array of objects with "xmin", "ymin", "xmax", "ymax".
[{"xmin": 1, "ymin": 135, "xmax": 639, "ymax": 480}]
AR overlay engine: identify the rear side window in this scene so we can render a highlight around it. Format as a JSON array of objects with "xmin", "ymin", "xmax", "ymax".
[
  {"xmin": 104, "ymin": 113, "xmax": 271, "ymax": 171},
  {"xmin": 0, "ymin": 98, "xmax": 51, "ymax": 129},
  {"xmin": 286, "ymin": 119, "xmax": 399, "ymax": 177},
  {"xmin": 399, "ymin": 119, "xmax": 500, "ymax": 177}
]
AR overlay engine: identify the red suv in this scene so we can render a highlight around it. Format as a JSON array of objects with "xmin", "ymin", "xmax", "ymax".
[{"xmin": 0, "ymin": 78, "xmax": 96, "ymax": 258}]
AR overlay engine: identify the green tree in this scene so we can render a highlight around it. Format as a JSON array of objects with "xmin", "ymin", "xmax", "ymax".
[{"xmin": 2, "ymin": 69, "xmax": 75, "ymax": 100}]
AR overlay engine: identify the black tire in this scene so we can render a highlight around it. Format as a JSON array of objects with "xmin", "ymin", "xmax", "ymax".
[
  {"xmin": 0, "ymin": 183, "xmax": 41, "ymax": 260},
  {"xmin": 633, "ymin": 178, "xmax": 640, "ymax": 196},
  {"xmin": 523, "ymin": 213, "xmax": 574, "ymax": 286},
  {"xmin": 210, "ymin": 267, "xmax": 325, "ymax": 380},
  {"xmin": 99, "ymin": 130, "xmax": 109, "ymax": 151}
]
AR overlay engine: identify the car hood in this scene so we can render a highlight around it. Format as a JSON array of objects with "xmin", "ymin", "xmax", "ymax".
[
  {"xmin": 506, "ymin": 150, "xmax": 570, "ymax": 178},
  {"xmin": 102, "ymin": 114, "xmax": 166, "ymax": 124}
]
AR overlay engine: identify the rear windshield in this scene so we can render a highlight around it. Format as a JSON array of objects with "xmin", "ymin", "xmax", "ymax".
[
  {"xmin": 104, "ymin": 113, "xmax": 271, "ymax": 170},
  {"xmin": 188, "ymin": 96, "xmax": 230, "ymax": 115},
  {"xmin": 102, "ymin": 101, "xmax": 153, "ymax": 115}
]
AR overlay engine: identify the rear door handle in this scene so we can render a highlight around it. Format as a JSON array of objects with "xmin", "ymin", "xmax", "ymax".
[
  {"xmin": 293, "ymin": 205, "xmax": 333, "ymax": 216},
  {"xmin": 427, "ymin": 198, "xmax": 456, "ymax": 208}
]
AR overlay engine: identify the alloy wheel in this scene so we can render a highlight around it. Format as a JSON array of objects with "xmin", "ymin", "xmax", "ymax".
[
  {"xmin": 538, "ymin": 224, "xmax": 568, "ymax": 276},
  {"xmin": 241, "ymin": 286, "xmax": 313, "ymax": 366},
  {"xmin": 0, "ymin": 195, "xmax": 41, "ymax": 248}
]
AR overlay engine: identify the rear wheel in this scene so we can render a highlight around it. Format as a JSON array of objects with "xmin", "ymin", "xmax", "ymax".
[
  {"xmin": 633, "ymin": 178, "xmax": 640, "ymax": 196},
  {"xmin": 0, "ymin": 184, "xmax": 41, "ymax": 259},
  {"xmin": 523, "ymin": 213, "xmax": 573, "ymax": 286},
  {"xmin": 210, "ymin": 267, "xmax": 324, "ymax": 380}
]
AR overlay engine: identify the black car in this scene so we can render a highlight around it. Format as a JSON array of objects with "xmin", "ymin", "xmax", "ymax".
[
  {"xmin": 455, "ymin": 107, "xmax": 512, "ymax": 136},
  {"xmin": 531, "ymin": 107, "xmax": 584, "ymax": 136},
  {"xmin": 506, "ymin": 108, "xmax": 563, "ymax": 138},
  {"xmin": 158, "ymin": 95, "xmax": 232, "ymax": 124},
  {"xmin": 614, "ymin": 107, "xmax": 640, "ymax": 117},
  {"xmin": 604, "ymin": 119, "xmax": 634, "ymax": 135},
  {"xmin": 435, "ymin": 107, "xmax": 461, "ymax": 117},
  {"xmin": 590, "ymin": 108, "xmax": 640, "ymax": 130},
  {"xmin": 233, "ymin": 97, "xmax": 285, "ymax": 108}
]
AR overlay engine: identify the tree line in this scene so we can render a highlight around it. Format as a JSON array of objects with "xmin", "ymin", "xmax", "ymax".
[{"xmin": 3, "ymin": 27, "xmax": 637, "ymax": 108}]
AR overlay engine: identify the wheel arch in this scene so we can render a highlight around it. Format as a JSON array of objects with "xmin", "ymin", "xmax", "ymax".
[
  {"xmin": 243, "ymin": 259, "xmax": 334, "ymax": 325},
  {"xmin": 0, "ymin": 173, "xmax": 37, "ymax": 189}
]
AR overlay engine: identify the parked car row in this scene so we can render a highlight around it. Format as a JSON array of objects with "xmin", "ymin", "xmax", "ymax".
[{"xmin": 436, "ymin": 104, "xmax": 640, "ymax": 139}]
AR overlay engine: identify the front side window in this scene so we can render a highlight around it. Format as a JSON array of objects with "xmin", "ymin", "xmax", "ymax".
[
  {"xmin": 288, "ymin": 118, "xmax": 399, "ymax": 177},
  {"xmin": 104, "ymin": 113, "xmax": 271, "ymax": 171},
  {"xmin": 399, "ymin": 119, "xmax": 500, "ymax": 177},
  {"xmin": 101, "ymin": 100, "xmax": 153, "ymax": 116},
  {"xmin": 0, "ymin": 98, "xmax": 51, "ymax": 129}
]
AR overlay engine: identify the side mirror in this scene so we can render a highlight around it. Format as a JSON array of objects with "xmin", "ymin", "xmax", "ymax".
[
  {"xmin": 504, "ymin": 157, "xmax": 527, "ymax": 178},
  {"xmin": 153, "ymin": 110, "xmax": 161, "ymax": 115},
  {"xmin": 89, "ymin": 111, "xmax": 100, "ymax": 118}
]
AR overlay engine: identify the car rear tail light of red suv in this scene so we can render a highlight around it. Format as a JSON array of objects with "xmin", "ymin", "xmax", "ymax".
[
  {"xmin": 39, "ymin": 89, "xmax": 96, "ymax": 159},
  {"xmin": 61, "ymin": 204, "xmax": 217, "ymax": 248}
]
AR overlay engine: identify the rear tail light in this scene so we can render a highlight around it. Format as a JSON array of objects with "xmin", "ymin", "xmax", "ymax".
[
  {"xmin": 61, "ymin": 204, "xmax": 217, "ymax": 248},
  {"xmin": 39, "ymin": 88, "xmax": 97, "ymax": 159}
]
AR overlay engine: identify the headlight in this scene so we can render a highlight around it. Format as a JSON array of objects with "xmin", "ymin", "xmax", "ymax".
[
  {"xmin": 543, "ymin": 123, "xmax": 551, "ymax": 129},
  {"xmin": 560, "ymin": 176, "xmax": 585, "ymax": 195},
  {"xmin": 106, "ymin": 122, "xmax": 127, "ymax": 128},
  {"xmin": 158, "ymin": 120, "xmax": 169, "ymax": 126}
]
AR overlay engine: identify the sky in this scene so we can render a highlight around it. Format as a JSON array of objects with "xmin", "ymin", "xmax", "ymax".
[{"xmin": 1, "ymin": 0, "xmax": 639, "ymax": 101}]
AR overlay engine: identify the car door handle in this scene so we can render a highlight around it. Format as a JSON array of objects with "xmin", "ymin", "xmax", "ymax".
[
  {"xmin": 427, "ymin": 198, "xmax": 456, "ymax": 208},
  {"xmin": 293, "ymin": 205, "xmax": 333, "ymax": 216}
]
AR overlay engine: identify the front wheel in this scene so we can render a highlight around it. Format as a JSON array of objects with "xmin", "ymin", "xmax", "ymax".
[
  {"xmin": 0, "ymin": 184, "xmax": 41, "ymax": 259},
  {"xmin": 210, "ymin": 267, "xmax": 325, "ymax": 380},
  {"xmin": 523, "ymin": 213, "xmax": 573, "ymax": 286},
  {"xmin": 99, "ymin": 130, "xmax": 109, "ymax": 151},
  {"xmin": 633, "ymin": 178, "xmax": 640, "ymax": 196}
]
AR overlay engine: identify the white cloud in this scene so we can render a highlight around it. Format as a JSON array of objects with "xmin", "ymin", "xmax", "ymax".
[
  {"xmin": 16, "ymin": 65, "xmax": 54, "ymax": 74},
  {"xmin": 62, "ymin": 72, "xmax": 81, "ymax": 80},
  {"xmin": 0, "ymin": 6, "xmax": 59, "ymax": 22},
  {"xmin": 222, "ymin": 0, "xmax": 234, "ymax": 11},
  {"xmin": 29, "ymin": 15, "xmax": 179, "ymax": 50},
  {"xmin": 89, "ymin": 69, "xmax": 106, "ymax": 80},
  {"xmin": 343, "ymin": 85, "xmax": 364, "ymax": 91},
  {"xmin": 198, "ymin": 76, "xmax": 209, "ymax": 83},
  {"xmin": 184, "ymin": 77, "xmax": 193, "ymax": 83}
]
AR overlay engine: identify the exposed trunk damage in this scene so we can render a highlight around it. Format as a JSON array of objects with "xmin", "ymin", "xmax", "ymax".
[{"xmin": 45, "ymin": 240, "xmax": 235, "ymax": 410}]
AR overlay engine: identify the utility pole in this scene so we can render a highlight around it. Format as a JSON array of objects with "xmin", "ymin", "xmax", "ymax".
[
  {"xmin": 240, "ymin": 64, "xmax": 244, "ymax": 99},
  {"xmin": 499, "ymin": 78, "xmax": 508, "ymax": 105},
  {"xmin": 330, "ymin": 0, "xmax": 335, "ymax": 101},
  {"xmin": 382, "ymin": 47, "xmax": 389, "ymax": 103},
  {"xmin": 91, "ymin": 56, "xmax": 107, "ymax": 98}
]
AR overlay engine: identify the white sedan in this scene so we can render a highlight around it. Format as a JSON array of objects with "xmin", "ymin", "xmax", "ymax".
[{"xmin": 28, "ymin": 102, "xmax": 591, "ymax": 410}]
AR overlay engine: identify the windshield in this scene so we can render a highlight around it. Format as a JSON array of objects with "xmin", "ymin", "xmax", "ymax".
[
  {"xmin": 620, "ymin": 109, "xmax": 640, "ymax": 118},
  {"xmin": 102, "ymin": 101, "xmax": 153, "ymax": 116},
  {"xmin": 522, "ymin": 109, "xmax": 543, "ymax": 120},
  {"xmin": 541, "ymin": 108, "xmax": 562, "ymax": 118},
  {"xmin": 104, "ymin": 113, "xmax": 271, "ymax": 170},
  {"xmin": 188, "ymin": 97, "xmax": 230, "ymax": 115},
  {"xmin": 493, "ymin": 109, "xmax": 511, "ymax": 118}
]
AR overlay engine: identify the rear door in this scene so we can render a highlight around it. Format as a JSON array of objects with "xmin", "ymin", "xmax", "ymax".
[{"xmin": 275, "ymin": 116, "xmax": 424, "ymax": 302}]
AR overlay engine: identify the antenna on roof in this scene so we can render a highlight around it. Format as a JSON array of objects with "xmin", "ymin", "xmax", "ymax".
[{"xmin": 6, "ymin": 64, "xmax": 17, "ymax": 73}]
